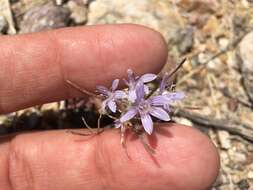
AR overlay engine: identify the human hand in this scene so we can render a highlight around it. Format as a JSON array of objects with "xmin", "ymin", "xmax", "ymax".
[{"xmin": 0, "ymin": 24, "xmax": 219, "ymax": 190}]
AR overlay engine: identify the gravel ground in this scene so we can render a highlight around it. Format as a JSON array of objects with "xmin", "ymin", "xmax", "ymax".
[{"xmin": 1, "ymin": 0, "xmax": 253, "ymax": 189}]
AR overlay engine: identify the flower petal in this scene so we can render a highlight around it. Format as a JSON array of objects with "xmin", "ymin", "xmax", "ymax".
[
  {"xmin": 144, "ymin": 85, "xmax": 149, "ymax": 94},
  {"xmin": 163, "ymin": 104, "xmax": 171, "ymax": 112},
  {"xmin": 140, "ymin": 113, "xmax": 153, "ymax": 135},
  {"xmin": 123, "ymin": 78, "xmax": 129, "ymax": 86},
  {"xmin": 96, "ymin": 85, "xmax": 109, "ymax": 96},
  {"xmin": 165, "ymin": 92, "xmax": 185, "ymax": 101},
  {"xmin": 111, "ymin": 79, "xmax": 119, "ymax": 91},
  {"xmin": 136, "ymin": 82, "xmax": 145, "ymax": 102},
  {"xmin": 149, "ymin": 95, "xmax": 169, "ymax": 106},
  {"xmin": 128, "ymin": 89, "xmax": 137, "ymax": 102},
  {"xmin": 120, "ymin": 108, "xmax": 138, "ymax": 122},
  {"xmin": 140, "ymin": 73, "xmax": 157, "ymax": 83},
  {"xmin": 114, "ymin": 90, "xmax": 126, "ymax": 99},
  {"xmin": 108, "ymin": 100, "xmax": 117, "ymax": 113},
  {"xmin": 127, "ymin": 69, "xmax": 135, "ymax": 83},
  {"xmin": 149, "ymin": 107, "xmax": 170, "ymax": 121}
]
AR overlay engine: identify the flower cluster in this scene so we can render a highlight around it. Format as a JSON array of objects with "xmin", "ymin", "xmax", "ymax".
[{"xmin": 96, "ymin": 69, "xmax": 185, "ymax": 135}]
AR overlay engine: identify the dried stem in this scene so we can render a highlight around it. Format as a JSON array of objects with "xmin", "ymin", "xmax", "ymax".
[
  {"xmin": 65, "ymin": 79, "xmax": 97, "ymax": 97},
  {"xmin": 147, "ymin": 58, "xmax": 187, "ymax": 99},
  {"xmin": 139, "ymin": 133, "xmax": 156, "ymax": 154},
  {"xmin": 66, "ymin": 130, "xmax": 92, "ymax": 136},
  {"xmin": 166, "ymin": 58, "xmax": 187, "ymax": 80},
  {"xmin": 96, "ymin": 114, "xmax": 103, "ymax": 134},
  {"xmin": 82, "ymin": 117, "xmax": 95, "ymax": 134}
]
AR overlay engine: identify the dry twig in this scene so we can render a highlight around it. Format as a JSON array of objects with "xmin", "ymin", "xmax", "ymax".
[{"xmin": 174, "ymin": 108, "xmax": 253, "ymax": 143}]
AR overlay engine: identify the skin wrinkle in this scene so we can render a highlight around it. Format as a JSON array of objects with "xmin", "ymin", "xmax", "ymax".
[
  {"xmin": 95, "ymin": 29, "xmax": 122, "ymax": 86},
  {"xmin": 0, "ymin": 41, "xmax": 16, "ymax": 114},
  {"xmin": 124, "ymin": 28, "xmax": 152, "ymax": 75},
  {"xmin": 68, "ymin": 135, "xmax": 102, "ymax": 190},
  {"xmin": 127, "ymin": 29, "xmax": 147, "ymax": 74},
  {"xmin": 7, "ymin": 150, "xmax": 14, "ymax": 190},
  {"xmin": 5, "ymin": 143, "xmax": 13, "ymax": 190},
  {"xmin": 93, "ymin": 134, "xmax": 114, "ymax": 190},
  {"xmin": 8, "ymin": 137, "xmax": 35, "ymax": 190},
  {"xmin": 0, "ymin": 34, "xmax": 61, "ymax": 113},
  {"xmin": 59, "ymin": 28, "xmax": 105, "ymax": 91},
  {"xmin": 102, "ymin": 28, "xmax": 124, "ymax": 81},
  {"xmin": 95, "ymin": 31, "xmax": 107, "ymax": 80},
  {"xmin": 47, "ymin": 30, "xmax": 69, "ymax": 99},
  {"xmin": 108, "ymin": 30, "xmax": 126, "ymax": 77}
]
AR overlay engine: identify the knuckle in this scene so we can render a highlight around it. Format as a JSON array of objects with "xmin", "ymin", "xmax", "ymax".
[{"xmin": 8, "ymin": 136, "xmax": 35, "ymax": 190}]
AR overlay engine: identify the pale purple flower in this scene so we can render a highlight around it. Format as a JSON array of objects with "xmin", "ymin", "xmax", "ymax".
[
  {"xmin": 96, "ymin": 79, "xmax": 126, "ymax": 113},
  {"xmin": 124, "ymin": 69, "xmax": 157, "ymax": 102},
  {"xmin": 156, "ymin": 72, "xmax": 185, "ymax": 111},
  {"xmin": 151, "ymin": 92, "xmax": 185, "ymax": 111},
  {"xmin": 120, "ymin": 82, "xmax": 170, "ymax": 135}
]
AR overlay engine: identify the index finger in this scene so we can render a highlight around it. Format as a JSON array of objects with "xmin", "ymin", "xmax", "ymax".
[{"xmin": 0, "ymin": 24, "xmax": 168, "ymax": 113}]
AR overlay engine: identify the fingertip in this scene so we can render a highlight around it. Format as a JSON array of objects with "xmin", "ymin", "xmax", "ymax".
[
  {"xmin": 96, "ymin": 123, "xmax": 220, "ymax": 190},
  {"xmin": 149, "ymin": 124, "xmax": 220, "ymax": 190}
]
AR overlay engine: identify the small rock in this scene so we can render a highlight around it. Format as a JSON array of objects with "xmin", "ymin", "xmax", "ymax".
[
  {"xmin": 0, "ymin": 15, "xmax": 8, "ymax": 34},
  {"xmin": 212, "ymin": 172, "xmax": 228, "ymax": 187},
  {"xmin": 233, "ymin": 174, "xmax": 242, "ymax": 184},
  {"xmin": 0, "ymin": 115, "xmax": 6, "ymax": 125},
  {"xmin": 177, "ymin": 0, "xmax": 219, "ymax": 13},
  {"xmin": 229, "ymin": 150, "xmax": 247, "ymax": 163},
  {"xmin": 238, "ymin": 179, "xmax": 250, "ymax": 190},
  {"xmin": 177, "ymin": 26, "xmax": 194, "ymax": 54},
  {"xmin": 67, "ymin": 0, "xmax": 87, "ymax": 24},
  {"xmin": 168, "ymin": 26, "xmax": 194, "ymax": 54},
  {"xmin": 247, "ymin": 171, "xmax": 253, "ymax": 179},
  {"xmin": 218, "ymin": 130, "xmax": 231, "ymax": 149},
  {"xmin": 247, "ymin": 144, "xmax": 253, "ymax": 152},
  {"xmin": 55, "ymin": 0, "xmax": 64, "ymax": 5},
  {"xmin": 19, "ymin": 2, "xmax": 70, "ymax": 33},
  {"xmin": 238, "ymin": 31, "xmax": 253, "ymax": 103},
  {"xmin": 232, "ymin": 14, "xmax": 248, "ymax": 36},
  {"xmin": 220, "ymin": 150, "xmax": 230, "ymax": 165},
  {"xmin": 41, "ymin": 102, "xmax": 60, "ymax": 111},
  {"xmin": 218, "ymin": 38, "xmax": 229, "ymax": 50},
  {"xmin": 198, "ymin": 53, "xmax": 209, "ymax": 64},
  {"xmin": 227, "ymin": 98, "xmax": 239, "ymax": 112},
  {"xmin": 202, "ymin": 15, "xmax": 220, "ymax": 37}
]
